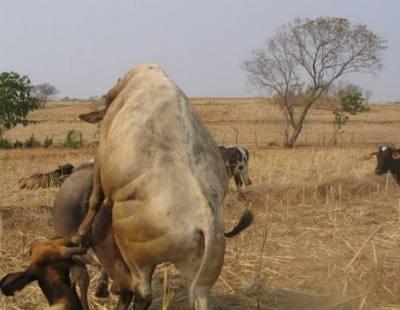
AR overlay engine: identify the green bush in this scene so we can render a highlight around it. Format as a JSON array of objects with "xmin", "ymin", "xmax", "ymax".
[
  {"xmin": 0, "ymin": 137, "xmax": 12, "ymax": 149},
  {"xmin": 331, "ymin": 92, "xmax": 369, "ymax": 145},
  {"xmin": 64, "ymin": 129, "xmax": 83, "ymax": 148},
  {"xmin": 43, "ymin": 136, "xmax": 54, "ymax": 148},
  {"xmin": 24, "ymin": 134, "xmax": 41, "ymax": 148},
  {"xmin": 341, "ymin": 92, "xmax": 369, "ymax": 114},
  {"xmin": 0, "ymin": 72, "xmax": 39, "ymax": 134}
]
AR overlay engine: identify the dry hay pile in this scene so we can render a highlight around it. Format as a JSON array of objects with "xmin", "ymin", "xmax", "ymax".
[{"xmin": 1, "ymin": 146, "xmax": 400, "ymax": 309}]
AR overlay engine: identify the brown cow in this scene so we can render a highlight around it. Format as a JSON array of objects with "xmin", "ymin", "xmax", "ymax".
[
  {"xmin": 73, "ymin": 64, "xmax": 252, "ymax": 310},
  {"xmin": 18, "ymin": 163, "xmax": 74, "ymax": 189},
  {"xmin": 0, "ymin": 238, "xmax": 87, "ymax": 310}
]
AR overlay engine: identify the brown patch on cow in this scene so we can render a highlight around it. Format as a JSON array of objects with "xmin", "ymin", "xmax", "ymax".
[
  {"xmin": 30, "ymin": 239, "xmax": 68, "ymax": 266},
  {"xmin": 43, "ymin": 266, "xmax": 63, "ymax": 284}
]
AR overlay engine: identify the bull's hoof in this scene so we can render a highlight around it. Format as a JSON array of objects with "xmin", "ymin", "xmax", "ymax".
[
  {"xmin": 70, "ymin": 235, "xmax": 83, "ymax": 246},
  {"xmin": 70, "ymin": 234, "xmax": 90, "ymax": 248},
  {"xmin": 95, "ymin": 284, "xmax": 110, "ymax": 298}
]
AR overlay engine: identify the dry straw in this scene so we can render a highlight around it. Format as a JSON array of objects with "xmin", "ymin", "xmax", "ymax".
[{"xmin": 1, "ymin": 101, "xmax": 400, "ymax": 309}]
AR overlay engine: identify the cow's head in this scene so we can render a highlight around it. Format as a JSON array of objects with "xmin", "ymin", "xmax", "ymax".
[
  {"xmin": 0, "ymin": 238, "xmax": 86, "ymax": 307},
  {"xmin": 370, "ymin": 146, "xmax": 400, "ymax": 175},
  {"xmin": 219, "ymin": 145, "xmax": 252, "ymax": 187},
  {"xmin": 58, "ymin": 163, "xmax": 74, "ymax": 176}
]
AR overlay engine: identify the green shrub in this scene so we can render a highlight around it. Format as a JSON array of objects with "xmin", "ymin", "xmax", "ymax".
[
  {"xmin": 341, "ymin": 92, "xmax": 369, "ymax": 114},
  {"xmin": 43, "ymin": 136, "xmax": 54, "ymax": 148},
  {"xmin": 64, "ymin": 129, "xmax": 83, "ymax": 148},
  {"xmin": 0, "ymin": 137, "xmax": 12, "ymax": 149},
  {"xmin": 331, "ymin": 92, "xmax": 369, "ymax": 145},
  {"xmin": 24, "ymin": 134, "xmax": 41, "ymax": 148},
  {"xmin": 0, "ymin": 72, "xmax": 39, "ymax": 134}
]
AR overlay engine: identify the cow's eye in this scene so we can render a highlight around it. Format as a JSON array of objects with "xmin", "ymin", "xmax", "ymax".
[{"xmin": 238, "ymin": 165, "xmax": 244, "ymax": 171}]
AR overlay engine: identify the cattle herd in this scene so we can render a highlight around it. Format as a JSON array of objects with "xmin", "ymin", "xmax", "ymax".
[{"xmin": 0, "ymin": 64, "xmax": 398, "ymax": 310}]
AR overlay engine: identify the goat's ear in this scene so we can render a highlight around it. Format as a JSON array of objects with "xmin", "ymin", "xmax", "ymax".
[
  {"xmin": 392, "ymin": 151, "xmax": 400, "ymax": 160},
  {"xmin": 79, "ymin": 109, "xmax": 105, "ymax": 124},
  {"xmin": 0, "ymin": 270, "xmax": 36, "ymax": 296}
]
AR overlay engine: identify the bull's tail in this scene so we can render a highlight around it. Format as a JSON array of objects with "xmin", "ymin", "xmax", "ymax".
[
  {"xmin": 224, "ymin": 210, "xmax": 253, "ymax": 238},
  {"xmin": 188, "ymin": 209, "xmax": 253, "ymax": 309}
]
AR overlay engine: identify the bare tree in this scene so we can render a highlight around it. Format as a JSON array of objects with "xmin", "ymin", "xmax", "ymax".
[
  {"xmin": 243, "ymin": 17, "xmax": 386, "ymax": 147},
  {"xmin": 32, "ymin": 83, "xmax": 59, "ymax": 108}
]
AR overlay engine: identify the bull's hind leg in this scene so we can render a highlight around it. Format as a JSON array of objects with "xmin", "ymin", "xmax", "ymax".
[
  {"xmin": 175, "ymin": 239, "xmax": 225, "ymax": 310},
  {"xmin": 72, "ymin": 159, "xmax": 104, "ymax": 245},
  {"xmin": 116, "ymin": 290, "xmax": 134, "ymax": 310},
  {"xmin": 175, "ymin": 260, "xmax": 212, "ymax": 310}
]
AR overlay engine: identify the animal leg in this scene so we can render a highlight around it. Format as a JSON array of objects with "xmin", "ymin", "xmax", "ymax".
[
  {"xmin": 176, "ymin": 260, "xmax": 212, "ymax": 310},
  {"xmin": 175, "ymin": 230, "xmax": 225, "ymax": 310},
  {"xmin": 116, "ymin": 290, "xmax": 134, "ymax": 310},
  {"xmin": 130, "ymin": 266, "xmax": 155, "ymax": 310},
  {"xmin": 133, "ymin": 294, "xmax": 152, "ymax": 310},
  {"xmin": 72, "ymin": 160, "xmax": 104, "ymax": 245},
  {"xmin": 233, "ymin": 174, "xmax": 243, "ymax": 188},
  {"xmin": 70, "ymin": 263, "xmax": 90, "ymax": 310},
  {"xmin": 95, "ymin": 271, "xmax": 109, "ymax": 298}
]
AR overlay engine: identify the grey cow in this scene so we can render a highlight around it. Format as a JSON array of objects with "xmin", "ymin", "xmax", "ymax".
[{"xmin": 53, "ymin": 161, "xmax": 134, "ymax": 309}]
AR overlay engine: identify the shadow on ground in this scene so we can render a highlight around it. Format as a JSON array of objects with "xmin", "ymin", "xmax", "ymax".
[{"xmin": 150, "ymin": 283, "xmax": 353, "ymax": 310}]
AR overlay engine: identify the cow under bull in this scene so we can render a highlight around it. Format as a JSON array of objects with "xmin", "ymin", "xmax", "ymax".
[
  {"xmin": 72, "ymin": 64, "xmax": 252, "ymax": 310},
  {"xmin": 53, "ymin": 161, "xmax": 134, "ymax": 309}
]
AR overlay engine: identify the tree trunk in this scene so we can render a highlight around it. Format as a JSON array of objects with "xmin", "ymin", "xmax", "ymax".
[{"xmin": 285, "ymin": 124, "xmax": 303, "ymax": 148}]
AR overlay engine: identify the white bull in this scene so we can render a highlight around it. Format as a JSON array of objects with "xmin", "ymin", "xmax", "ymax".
[{"xmin": 73, "ymin": 64, "xmax": 252, "ymax": 310}]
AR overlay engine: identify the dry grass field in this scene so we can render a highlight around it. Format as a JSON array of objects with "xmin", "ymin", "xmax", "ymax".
[{"xmin": 1, "ymin": 98, "xmax": 400, "ymax": 309}]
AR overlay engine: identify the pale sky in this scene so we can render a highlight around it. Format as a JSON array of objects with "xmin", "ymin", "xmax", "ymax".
[{"xmin": 0, "ymin": 0, "xmax": 398, "ymax": 101}]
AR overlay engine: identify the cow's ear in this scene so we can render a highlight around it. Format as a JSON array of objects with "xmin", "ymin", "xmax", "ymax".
[
  {"xmin": 369, "ymin": 152, "xmax": 378, "ymax": 158},
  {"xmin": 0, "ymin": 270, "xmax": 37, "ymax": 296},
  {"xmin": 79, "ymin": 109, "xmax": 105, "ymax": 124},
  {"xmin": 392, "ymin": 152, "xmax": 400, "ymax": 160}
]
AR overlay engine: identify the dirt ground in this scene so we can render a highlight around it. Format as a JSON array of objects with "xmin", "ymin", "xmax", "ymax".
[{"xmin": 1, "ymin": 99, "xmax": 400, "ymax": 309}]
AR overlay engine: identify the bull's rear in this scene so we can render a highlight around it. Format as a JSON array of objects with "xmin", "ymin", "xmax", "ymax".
[{"xmin": 76, "ymin": 64, "xmax": 229, "ymax": 310}]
